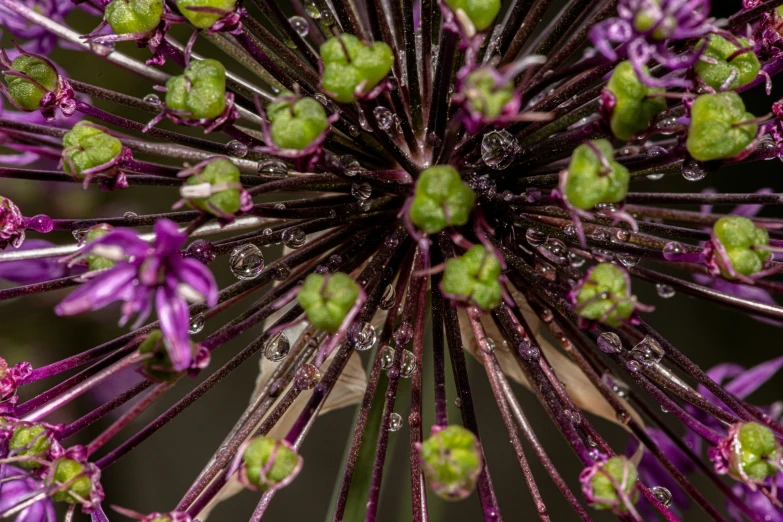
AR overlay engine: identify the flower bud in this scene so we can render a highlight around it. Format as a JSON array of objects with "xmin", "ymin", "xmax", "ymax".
[
  {"xmin": 297, "ymin": 272, "xmax": 360, "ymax": 333},
  {"xmin": 443, "ymin": 0, "xmax": 500, "ymax": 31},
  {"xmin": 48, "ymin": 458, "xmax": 98, "ymax": 504},
  {"xmin": 267, "ymin": 94, "xmax": 329, "ymax": 150},
  {"xmin": 581, "ymin": 456, "xmax": 639, "ymax": 512},
  {"xmin": 632, "ymin": 2, "xmax": 675, "ymax": 40},
  {"xmin": 573, "ymin": 263, "xmax": 635, "ymax": 326},
  {"xmin": 711, "ymin": 422, "xmax": 780, "ymax": 484},
  {"xmin": 0, "ymin": 196, "xmax": 25, "ymax": 249},
  {"xmin": 166, "ymin": 59, "xmax": 227, "ymax": 120},
  {"xmin": 3, "ymin": 55, "xmax": 58, "ymax": 111},
  {"xmin": 563, "ymin": 139, "xmax": 630, "ymax": 210},
  {"xmin": 442, "ymin": 245, "xmax": 503, "ymax": 310},
  {"xmin": 177, "ymin": 0, "xmax": 237, "ymax": 29},
  {"xmin": 604, "ymin": 61, "xmax": 666, "ymax": 140},
  {"xmin": 320, "ymin": 34, "xmax": 394, "ymax": 103},
  {"xmin": 138, "ymin": 330, "xmax": 209, "ymax": 380},
  {"xmin": 694, "ymin": 35, "xmax": 760, "ymax": 91},
  {"xmin": 105, "ymin": 0, "xmax": 164, "ymax": 35},
  {"xmin": 182, "ymin": 158, "xmax": 243, "ymax": 217},
  {"xmin": 463, "ymin": 69, "xmax": 514, "ymax": 119},
  {"xmin": 62, "ymin": 122, "xmax": 123, "ymax": 179},
  {"xmin": 0, "ymin": 357, "xmax": 32, "ymax": 402},
  {"xmin": 420, "ymin": 425, "xmax": 482, "ymax": 500},
  {"xmin": 713, "ymin": 216, "xmax": 770, "ymax": 277},
  {"xmin": 83, "ymin": 225, "xmax": 116, "ymax": 271},
  {"xmin": 9, "ymin": 422, "xmax": 54, "ymax": 469},
  {"xmin": 240, "ymin": 437, "xmax": 302, "ymax": 491},
  {"xmin": 409, "ymin": 165, "xmax": 476, "ymax": 234},
  {"xmin": 686, "ymin": 93, "xmax": 757, "ymax": 162}
]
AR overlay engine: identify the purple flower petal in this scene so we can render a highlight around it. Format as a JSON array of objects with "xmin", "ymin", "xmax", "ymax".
[
  {"xmin": 55, "ymin": 263, "xmax": 138, "ymax": 316},
  {"xmin": 0, "ymin": 465, "xmax": 56, "ymax": 522},
  {"xmin": 153, "ymin": 219, "xmax": 186, "ymax": 256},
  {"xmin": 0, "ymin": 240, "xmax": 67, "ymax": 284},
  {"xmin": 172, "ymin": 257, "xmax": 219, "ymax": 306},
  {"xmin": 156, "ymin": 286, "xmax": 193, "ymax": 372}
]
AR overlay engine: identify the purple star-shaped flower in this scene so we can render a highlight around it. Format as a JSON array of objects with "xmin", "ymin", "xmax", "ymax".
[
  {"xmin": 0, "ymin": 465, "xmax": 56, "ymax": 522},
  {"xmin": 55, "ymin": 219, "xmax": 218, "ymax": 372}
]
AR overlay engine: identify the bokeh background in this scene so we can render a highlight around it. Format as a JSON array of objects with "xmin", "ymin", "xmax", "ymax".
[{"xmin": 1, "ymin": 1, "xmax": 782, "ymax": 520}]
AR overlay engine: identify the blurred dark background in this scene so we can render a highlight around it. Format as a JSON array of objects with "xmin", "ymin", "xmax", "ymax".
[{"xmin": 1, "ymin": 1, "xmax": 782, "ymax": 521}]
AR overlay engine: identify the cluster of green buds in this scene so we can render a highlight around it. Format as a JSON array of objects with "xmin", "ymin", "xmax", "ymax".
[
  {"xmin": 603, "ymin": 61, "xmax": 667, "ymax": 140},
  {"xmin": 320, "ymin": 34, "xmax": 394, "ymax": 103},
  {"xmin": 162, "ymin": 59, "xmax": 234, "ymax": 131},
  {"xmin": 138, "ymin": 329, "xmax": 210, "ymax": 380},
  {"xmin": 6, "ymin": 420, "xmax": 60, "ymax": 469},
  {"xmin": 178, "ymin": 157, "xmax": 248, "ymax": 219},
  {"xmin": 710, "ymin": 216, "xmax": 772, "ymax": 279},
  {"xmin": 419, "ymin": 425, "xmax": 483, "ymax": 500},
  {"xmin": 177, "ymin": 0, "xmax": 239, "ymax": 30},
  {"xmin": 442, "ymin": 0, "xmax": 500, "ymax": 34},
  {"xmin": 265, "ymin": 91, "xmax": 331, "ymax": 152},
  {"xmin": 456, "ymin": 67, "xmax": 517, "ymax": 132},
  {"xmin": 61, "ymin": 121, "xmax": 126, "ymax": 187},
  {"xmin": 571, "ymin": 263, "xmax": 637, "ymax": 327},
  {"xmin": 105, "ymin": 0, "xmax": 164, "ymax": 36},
  {"xmin": 409, "ymin": 165, "xmax": 476, "ymax": 235},
  {"xmin": 580, "ymin": 456, "xmax": 639, "ymax": 513},
  {"xmin": 239, "ymin": 436, "xmax": 303, "ymax": 491},
  {"xmin": 561, "ymin": 139, "xmax": 631, "ymax": 211},
  {"xmin": 694, "ymin": 35, "xmax": 760, "ymax": 91},
  {"xmin": 297, "ymin": 272, "xmax": 361, "ymax": 333},
  {"xmin": 1, "ymin": 49, "xmax": 74, "ymax": 120},
  {"xmin": 441, "ymin": 245, "xmax": 503, "ymax": 310},
  {"xmin": 46, "ymin": 456, "xmax": 103, "ymax": 508},
  {"xmin": 686, "ymin": 93, "xmax": 758, "ymax": 162},
  {"xmin": 711, "ymin": 422, "xmax": 781, "ymax": 485}
]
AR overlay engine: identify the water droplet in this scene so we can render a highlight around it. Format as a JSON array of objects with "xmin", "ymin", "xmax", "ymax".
[
  {"xmin": 616, "ymin": 253, "xmax": 640, "ymax": 268},
  {"xmin": 282, "ymin": 227, "xmax": 306, "ymax": 249},
  {"xmin": 227, "ymin": 140, "xmax": 248, "ymax": 158},
  {"xmin": 602, "ymin": 373, "xmax": 630, "ymax": 398},
  {"xmin": 189, "ymin": 314, "xmax": 205, "ymax": 334},
  {"xmin": 564, "ymin": 409, "xmax": 582, "ymax": 424},
  {"xmin": 646, "ymin": 145, "xmax": 667, "ymax": 157},
  {"xmin": 616, "ymin": 410, "xmax": 631, "ymax": 424},
  {"xmin": 481, "ymin": 130, "xmax": 520, "ymax": 170},
  {"xmin": 328, "ymin": 254, "xmax": 342, "ymax": 271},
  {"xmin": 358, "ymin": 112, "xmax": 371, "ymax": 131},
  {"xmin": 384, "ymin": 236, "xmax": 399, "ymax": 248},
  {"xmin": 379, "ymin": 284, "xmax": 396, "ymax": 309},
  {"xmin": 592, "ymin": 249, "xmax": 614, "ymax": 262},
  {"xmin": 651, "ymin": 486, "xmax": 673, "ymax": 507},
  {"xmin": 123, "ymin": 211, "xmax": 138, "ymax": 219},
  {"xmin": 320, "ymin": 9, "xmax": 335, "ymax": 25},
  {"xmin": 348, "ymin": 125, "xmax": 360, "ymax": 137},
  {"xmin": 518, "ymin": 339, "xmax": 540, "ymax": 360},
  {"xmin": 539, "ymin": 237, "xmax": 569, "ymax": 265},
  {"xmin": 288, "ymin": 16, "xmax": 309, "ymax": 36},
  {"xmin": 646, "ymin": 172, "xmax": 665, "ymax": 180},
  {"xmin": 229, "ymin": 244, "xmax": 264, "ymax": 280},
  {"xmin": 304, "ymin": 0, "xmax": 320, "ymax": 18},
  {"xmin": 295, "ymin": 363, "xmax": 321, "ymax": 389},
  {"xmin": 682, "ymin": 157, "xmax": 707, "ymax": 181},
  {"xmin": 73, "ymin": 228, "xmax": 89, "ymax": 243},
  {"xmin": 563, "ymin": 224, "xmax": 576, "ymax": 236},
  {"xmin": 263, "ymin": 228, "xmax": 273, "ymax": 236},
  {"xmin": 271, "ymin": 263, "xmax": 291, "ymax": 281},
  {"xmin": 525, "ymin": 228, "xmax": 548, "ymax": 247},
  {"xmin": 186, "ymin": 239, "xmax": 216, "ymax": 264},
  {"xmin": 591, "ymin": 228, "xmax": 610, "ymax": 242},
  {"xmin": 388, "ymin": 412, "xmax": 403, "ymax": 431},
  {"xmin": 90, "ymin": 40, "xmax": 115, "ymax": 56},
  {"xmin": 351, "ymin": 182, "xmax": 372, "ymax": 200},
  {"xmin": 314, "ymin": 93, "xmax": 328, "ymax": 106},
  {"xmin": 597, "ymin": 332, "xmax": 622, "ymax": 354},
  {"xmin": 349, "ymin": 322, "xmax": 376, "ymax": 351},
  {"xmin": 143, "ymin": 93, "xmax": 161, "ymax": 105},
  {"xmin": 400, "ymin": 350, "xmax": 418, "ymax": 378},
  {"xmin": 339, "ymin": 155, "xmax": 361, "ymax": 176},
  {"xmin": 483, "ymin": 338, "xmax": 496, "ymax": 354},
  {"xmin": 373, "ymin": 106, "xmax": 393, "ymax": 130},
  {"xmin": 258, "ymin": 159, "xmax": 289, "ymax": 177},
  {"xmin": 454, "ymin": 397, "xmax": 462, "ymax": 408},
  {"xmin": 264, "ymin": 332, "xmax": 290, "ymax": 361},
  {"xmin": 662, "ymin": 241, "xmax": 683, "ymax": 259},
  {"xmin": 656, "ymin": 283, "xmax": 675, "ymax": 298},
  {"xmin": 380, "ymin": 345, "xmax": 395, "ymax": 369},
  {"xmin": 394, "ymin": 322, "xmax": 413, "ymax": 346},
  {"xmin": 631, "ymin": 336, "xmax": 665, "ymax": 365},
  {"xmin": 655, "ymin": 116, "xmax": 679, "ymax": 134},
  {"xmin": 569, "ymin": 252, "xmax": 585, "ymax": 267},
  {"xmin": 626, "ymin": 360, "xmax": 641, "ymax": 372},
  {"xmin": 616, "ymin": 230, "xmax": 631, "ymax": 242}
]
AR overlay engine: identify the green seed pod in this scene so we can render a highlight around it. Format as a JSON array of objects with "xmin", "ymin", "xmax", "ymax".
[
  {"xmin": 574, "ymin": 263, "xmax": 635, "ymax": 326},
  {"xmin": 420, "ymin": 425, "xmax": 482, "ymax": 500},
  {"xmin": 713, "ymin": 216, "xmax": 771, "ymax": 277},
  {"xmin": 563, "ymin": 139, "xmax": 630, "ymax": 210},
  {"xmin": 176, "ymin": 0, "xmax": 237, "ymax": 29},
  {"xmin": 241, "ymin": 436, "xmax": 302, "ymax": 491},
  {"xmin": 267, "ymin": 93, "xmax": 330, "ymax": 150},
  {"xmin": 183, "ymin": 158, "xmax": 242, "ymax": 217},
  {"xmin": 686, "ymin": 93, "xmax": 757, "ymax": 162},
  {"xmin": 105, "ymin": 0, "xmax": 164, "ymax": 35},
  {"xmin": 84, "ymin": 225, "xmax": 116, "ymax": 271},
  {"xmin": 3, "ymin": 55, "xmax": 58, "ymax": 111},
  {"xmin": 463, "ymin": 69, "xmax": 514, "ymax": 119},
  {"xmin": 605, "ymin": 61, "xmax": 667, "ymax": 140},
  {"xmin": 166, "ymin": 59, "xmax": 227, "ymax": 120},
  {"xmin": 409, "ymin": 165, "xmax": 476, "ymax": 234},
  {"xmin": 443, "ymin": 0, "xmax": 501, "ymax": 31},
  {"xmin": 62, "ymin": 122, "xmax": 123, "ymax": 179},
  {"xmin": 730, "ymin": 422, "xmax": 779, "ymax": 482},
  {"xmin": 442, "ymin": 245, "xmax": 503, "ymax": 310},
  {"xmin": 694, "ymin": 35, "xmax": 760, "ymax": 91},
  {"xmin": 585, "ymin": 456, "xmax": 639, "ymax": 511},
  {"xmin": 320, "ymin": 34, "xmax": 394, "ymax": 103},
  {"xmin": 50, "ymin": 458, "xmax": 94, "ymax": 504},
  {"xmin": 9, "ymin": 423, "xmax": 52, "ymax": 469},
  {"xmin": 297, "ymin": 272, "xmax": 360, "ymax": 333}
]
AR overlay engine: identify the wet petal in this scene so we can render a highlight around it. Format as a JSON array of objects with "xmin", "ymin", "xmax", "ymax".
[
  {"xmin": 172, "ymin": 257, "xmax": 219, "ymax": 306},
  {"xmin": 156, "ymin": 286, "xmax": 193, "ymax": 372},
  {"xmin": 55, "ymin": 263, "xmax": 138, "ymax": 316}
]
